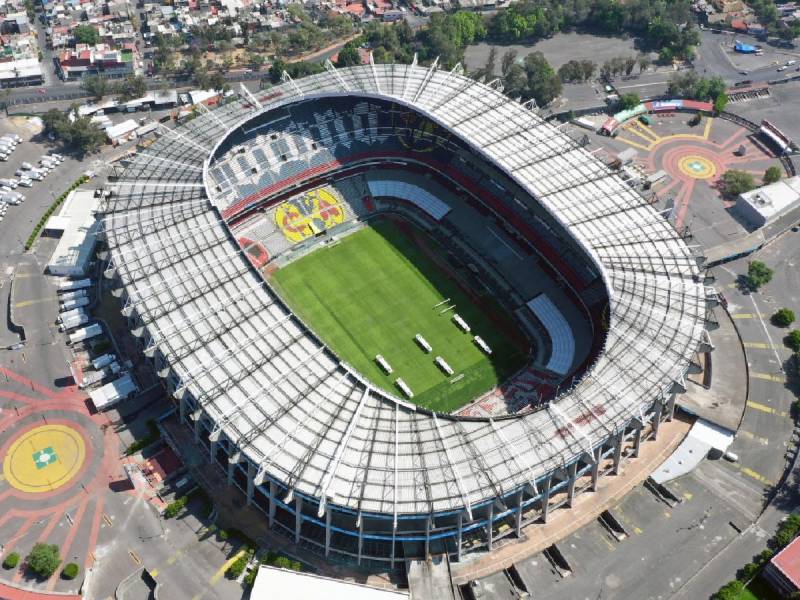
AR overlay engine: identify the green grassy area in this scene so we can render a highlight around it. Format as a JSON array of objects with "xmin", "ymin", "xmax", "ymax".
[
  {"xmin": 270, "ymin": 219, "xmax": 527, "ymax": 412},
  {"xmin": 739, "ymin": 577, "xmax": 783, "ymax": 600}
]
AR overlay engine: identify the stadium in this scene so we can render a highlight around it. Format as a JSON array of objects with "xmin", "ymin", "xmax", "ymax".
[{"xmin": 100, "ymin": 61, "xmax": 714, "ymax": 569}]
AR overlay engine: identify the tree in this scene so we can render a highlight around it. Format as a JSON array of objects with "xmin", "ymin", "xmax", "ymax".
[
  {"xmin": 62, "ymin": 563, "xmax": 79, "ymax": 580},
  {"xmin": 720, "ymin": 169, "xmax": 756, "ymax": 197},
  {"xmin": 773, "ymin": 308, "xmax": 796, "ymax": 327},
  {"xmin": 115, "ymin": 75, "xmax": 147, "ymax": 101},
  {"xmin": 618, "ymin": 92, "xmax": 641, "ymax": 110},
  {"xmin": 746, "ymin": 260, "xmax": 773, "ymax": 291},
  {"xmin": 26, "ymin": 544, "xmax": 61, "ymax": 579},
  {"xmin": 504, "ymin": 51, "xmax": 561, "ymax": 107},
  {"xmin": 81, "ymin": 75, "xmax": 107, "ymax": 100},
  {"xmin": 335, "ymin": 41, "xmax": 361, "ymax": 68},
  {"xmin": 764, "ymin": 165, "xmax": 782, "ymax": 185},
  {"xmin": 247, "ymin": 52, "xmax": 265, "ymax": 71},
  {"xmin": 713, "ymin": 92, "xmax": 728, "ymax": 114},
  {"xmin": 714, "ymin": 580, "xmax": 744, "ymax": 600},
  {"xmin": 73, "ymin": 24, "xmax": 99, "ymax": 45},
  {"xmin": 638, "ymin": 55, "xmax": 650, "ymax": 73},
  {"xmin": 624, "ymin": 56, "xmax": 636, "ymax": 76},
  {"xmin": 2, "ymin": 553, "xmax": 19, "ymax": 569},
  {"xmin": 501, "ymin": 49, "xmax": 517, "ymax": 76},
  {"xmin": 787, "ymin": 330, "xmax": 800, "ymax": 352},
  {"xmin": 269, "ymin": 58, "xmax": 287, "ymax": 84}
]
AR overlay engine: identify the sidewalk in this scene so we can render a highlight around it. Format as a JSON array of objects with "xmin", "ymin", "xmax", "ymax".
[{"xmin": 0, "ymin": 582, "xmax": 81, "ymax": 600}]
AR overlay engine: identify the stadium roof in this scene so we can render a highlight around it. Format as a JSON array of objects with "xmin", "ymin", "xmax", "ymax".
[{"xmin": 102, "ymin": 63, "xmax": 711, "ymax": 516}]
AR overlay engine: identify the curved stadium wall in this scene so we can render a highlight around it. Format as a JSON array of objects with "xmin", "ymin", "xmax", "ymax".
[{"xmin": 101, "ymin": 64, "xmax": 714, "ymax": 567}]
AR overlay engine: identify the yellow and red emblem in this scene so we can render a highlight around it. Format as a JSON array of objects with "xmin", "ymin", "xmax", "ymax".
[{"xmin": 275, "ymin": 187, "xmax": 346, "ymax": 243}]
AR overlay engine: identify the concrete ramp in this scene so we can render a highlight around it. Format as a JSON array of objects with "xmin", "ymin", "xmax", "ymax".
[
  {"xmin": 406, "ymin": 554, "xmax": 457, "ymax": 600},
  {"xmin": 651, "ymin": 419, "xmax": 734, "ymax": 484}
]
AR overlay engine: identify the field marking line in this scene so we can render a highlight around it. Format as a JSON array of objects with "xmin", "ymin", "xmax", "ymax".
[
  {"xmin": 209, "ymin": 548, "xmax": 246, "ymax": 585},
  {"xmin": 129, "ymin": 550, "xmax": 142, "ymax": 565},
  {"xmin": 486, "ymin": 227, "xmax": 523, "ymax": 260},
  {"xmin": 751, "ymin": 372, "xmax": 787, "ymax": 383},
  {"xmin": 730, "ymin": 313, "xmax": 755, "ymax": 319}
]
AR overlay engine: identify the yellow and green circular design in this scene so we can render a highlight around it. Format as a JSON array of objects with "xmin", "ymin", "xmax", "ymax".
[
  {"xmin": 2, "ymin": 424, "xmax": 86, "ymax": 493},
  {"xmin": 678, "ymin": 155, "xmax": 717, "ymax": 180}
]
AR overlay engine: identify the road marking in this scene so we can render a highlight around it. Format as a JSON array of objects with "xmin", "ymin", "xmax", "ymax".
[
  {"xmin": 14, "ymin": 297, "xmax": 53, "ymax": 309},
  {"xmin": 166, "ymin": 554, "xmax": 179, "ymax": 565},
  {"xmin": 751, "ymin": 372, "xmax": 786, "ymax": 383},
  {"xmin": 749, "ymin": 293, "xmax": 784, "ymax": 376},
  {"xmin": 615, "ymin": 136, "xmax": 652, "ymax": 152},
  {"xmin": 129, "ymin": 550, "xmax": 142, "ymax": 565},
  {"xmin": 738, "ymin": 430, "xmax": 769, "ymax": 445},
  {"xmin": 102, "ymin": 513, "xmax": 113, "ymax": 527},
  {"xmin": 149, "ymin": 569, "xmax": 158, "ymax": 578},
  {"xmin": 702, "ymin": 117, "xmax": 714, "ymax": 140},
  {"xmin": 663, "ymin": 511, "xmax": 671, "ymax": 519},
  {"xmin": 740, "ymin": 467, "xmax": 774, "ymax": 486},
  {"xmin": 746, "ymin": 400, "xmax": 789, "ymax": 418},
  {"xmin": 743, "ymin": 342, "xmax": 770, "ymax": 349},
  {"xmin": 633, "ymin": 526, "xmax": 643, "ymax": 535},
  {"xmin": 210, "ymin": 549, "xmax": 246, "ymax": 585},
  {"xmin": 731, "ymin": 313, "xmax": 755, "ymax": 319},
  {"xmin": 683, "ymin": 492, "xmax": 693, "ymax": 501}
]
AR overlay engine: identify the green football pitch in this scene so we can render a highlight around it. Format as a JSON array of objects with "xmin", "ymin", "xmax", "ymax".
[{"xmin": 270, "ymin": 219, "xmax": 528, "ymax": 413}]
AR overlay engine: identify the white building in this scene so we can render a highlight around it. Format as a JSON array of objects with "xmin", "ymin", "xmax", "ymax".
[
  {"xmin": 251, "ymin": 566, "xmax": 409, "ymax": 600},
  {"xmin": 737, "ymin": 175, "xmax": 800, "ymax": 229},
  {"xmin": 47, "ymin": 189, "xmax": 100, "ymax": 277}
]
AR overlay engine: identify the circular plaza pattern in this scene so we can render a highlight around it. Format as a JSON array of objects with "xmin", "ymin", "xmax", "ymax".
[
  {"xmin": 2, "ymin": 423, "xmax": 87, "ymax": 494},
  {"xmin": 677, "ymin": 154, "xmax": 717, "ymax": 180}
]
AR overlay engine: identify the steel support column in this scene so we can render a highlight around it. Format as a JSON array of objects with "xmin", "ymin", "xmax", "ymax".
[
  {"xmin": 633, "ymin": 426, "xmax": 642, "ymax": 458},
  {"xmin": 613, "ymin": 435, "xmax": 624, "ymax": 474},
  {"xmin": 424, "ymin": 517, "xmax": 431, "ymax": 558},
  {"xmin": 226, "ymin": 458, "xmax": 236, "ymax": 486},
  {"xmin": 486, "ymin": 502, "xmax": 494, "ymax": 551},
  {"xmin": 591, "ymin": 447, "xmax": 602, "ymax": 491},
  {"xmin": 294, "ymin": 496, "xmax": 303, "ymax": 544},
  {"xmin": 566, "ymin": 461, "xmax": 579, "ymax": 506},
  {"xmin": 652, "ymin": 398, "xmax": 664, "ymax": 440},
  {"xmin": 209, "ymin": 439, "xmax": 217, "ymax": 464},
  {"xmin": 541, "ymin": 476, "xmax": 552, "ymax": 523},
  {"xmin": 456, "ymin": 512, "xmax": 463, "ymax": 562},
  {"xmin": 357, "ymin": 520, "xmax": 364, "ymax": 565},
  {"xmin": 325, "ymin": 509, "xmax": 332, "ymax": 557},
  {"xmin": 666, "ymin": 394, "xmax": 677, "ymax": 421},
  {"xmin": 246, "ymin": 460, "xmax": 255, "ymax": 506},
  {"xmin": 515, "ymin": 490, "xmax": 524, "ymax": 537},
  {"xmin": 268, "ymin": 480, "xmax": 277, "ymax": 527}
]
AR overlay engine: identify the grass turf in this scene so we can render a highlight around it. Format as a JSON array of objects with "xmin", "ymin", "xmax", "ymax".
[{"xmin": 270, "ymin": 219, "xmax": 527, "ymax": 413}]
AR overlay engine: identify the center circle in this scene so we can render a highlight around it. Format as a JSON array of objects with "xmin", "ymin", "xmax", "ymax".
[
  {"xmin": 677, "ymin": 155, "xmax": 717, "ymax": 180},
  {"xmin": 2, "ymin": 424, "xmax": 87, "ymax": 494}
]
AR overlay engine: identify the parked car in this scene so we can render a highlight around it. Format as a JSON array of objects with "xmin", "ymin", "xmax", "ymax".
[
  {"xmin": 17, "ymin": 178, "xmax": 32, "ymax": 187},
  {"xmin": 20, "ymin": 161, "xmax": 33, "ymax": 170}
]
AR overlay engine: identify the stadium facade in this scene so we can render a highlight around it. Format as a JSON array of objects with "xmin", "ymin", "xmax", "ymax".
[{"xmin": 101, "ymin": 62, "xmax": 716, "ymax": 567}]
